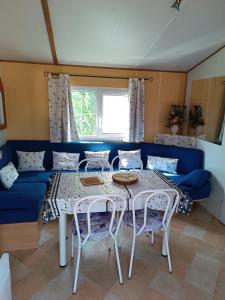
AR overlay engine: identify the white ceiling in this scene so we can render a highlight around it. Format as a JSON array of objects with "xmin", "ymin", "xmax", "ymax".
[
  {"xmin": 0, "ymin": 0, "xmax": 225, "ymax": 71},
  {"xmin": 0, "ymin": 0, "xmax": 53, "ymax": 63}
]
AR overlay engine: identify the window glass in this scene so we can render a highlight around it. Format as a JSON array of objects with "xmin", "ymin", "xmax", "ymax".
[
  {"xmin": 72, "ymin": 91, "xmax": 96, "ymax": 136},
  {"xmin": 72, "ymin": 88, "xmax": 129, "ymax": 140},
  {"xmin": 102, "ymin": 94, "xmax": 129, "ymax": 134}
]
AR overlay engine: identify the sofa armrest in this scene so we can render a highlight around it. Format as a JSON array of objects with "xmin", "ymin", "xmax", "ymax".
[
  {"xmin": 0, "ymin": 192, "xmax": 40, "ymax": 210},
  {"xmin": 179, "ymin": 181, "xmax": 211, "ymax": 200},
  {"xmin": 179, "ymin": 169, "xmax": 211, "ymax": 189}
]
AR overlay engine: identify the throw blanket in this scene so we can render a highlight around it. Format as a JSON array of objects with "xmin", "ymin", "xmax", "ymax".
[{"xmin": 154, "ymin": 171, "xmax": 193, "ymax": 215}]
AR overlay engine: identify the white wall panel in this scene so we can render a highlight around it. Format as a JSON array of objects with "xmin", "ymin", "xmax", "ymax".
[{"xmin": 185, "ymin": 47, "xmax": 225, "ymax": 222}]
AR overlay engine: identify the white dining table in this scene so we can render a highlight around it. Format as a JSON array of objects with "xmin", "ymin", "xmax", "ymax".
[{"xmin": 47, "ymin": 170, "xmax": 178, "ymax": 267}]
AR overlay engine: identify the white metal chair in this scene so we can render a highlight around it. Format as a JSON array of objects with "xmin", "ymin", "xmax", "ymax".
[
  {"xmin": 71, "ymin": 194, "xmax": 127, "ymax": 294},
  {"xmin": 76, "ymin": 158, "xmax": 104, "ymax": 172},
  {"xmin": 127, "ymin": 189, "xmax": 179, "ymax": 279},
  {"xmin": 110, "ymin": 155, "xmax": 143, "ymax": 172}
]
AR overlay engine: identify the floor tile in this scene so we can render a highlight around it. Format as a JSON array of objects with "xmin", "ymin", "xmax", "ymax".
[
  {"xmin": 222, "ymin": 251, "xmax": 225, "ymax": 263},
  {"xmin": 214, "ymin": 262, "xmax": 225, "ymax": 299},
  {"xmin": 213, "ymin": 296, "xmax": 225, "ymax": 300},
  {"xmin": 159, "ymin": 255, "xmax": 190, "ymax": 280},
  {"xmin": 9, "ymin": 255, "xmax": 30, "ymax": 284},
  {"xmin": 191, "ymin": 205, "xmax": 213, "ymax": 226},
  {"xmin": 109, "ymin": 278, "xmax": 147, "ymax": 300},
  {"xmin": 39, "ymin": 226, "xmax": 53, "ymax": 246},
  {"xmin": 182, "ymin": 220, "xmax": 207, "ymax": 241},
  {"xmin": 149, "ymin": 271, "xmax": 182, "ymax": 299},
  {"xmin": 135, "ymin": 243, "xmax": 164, "ymax": 269},
  {"xmin": 30, "ymin": 266, "xmax": 87, "ymax": 300},
  {"xmin": 88, "ymin": 260, "xmax": 119, "ymax": 291},
  {"xmin": 171, "ymin": 216, "xmax": 186, "ymax": 233},
  {"xmin": 176, "ymin": 281, "xmax": 213, "ymax": 300},
  {"xmin": 13, "ymin": 268, "xmax": 57, "ymax": 300},
  {"xmin": 9, "ymin": 205, "xmax": 225, "ymax": 299},
  {"xmin": 11, "ymin": 249, "xmax": 35, "ymax": 263},
  {"xmin": 15, "ymin": 248, "xmax": 48, "ymax": 271},
  {"xmin": 197, "ymin": 241, "xmax": 224, "ymax": 260},
  {"xmin": 171, "ymin": 234, "xmax": 200, "ymax": 263},
  {"xmin": 185, "ymin": 253, "xmax": 221, "ymax": 294},
  {"xmin": 204, "ymin": 219, "xmax": 225, "ymax": 250},
  {"xmin": 128, "ymin": 257, "xmax": 156, "ymax": 285},
  {"xmin": 69, "ymin": 278, "xmax": 107, "ymax": 299},
  {"xmin": 140, "ymin": 287, "xmax": 170, "ymax": 300},
  {"xmin": 103, "ymin": 292, "xmax": 122, "ymax": 300}
]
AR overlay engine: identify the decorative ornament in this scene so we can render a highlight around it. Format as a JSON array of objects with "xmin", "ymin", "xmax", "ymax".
[
  {"xmin": 171, "ymin": 0, "xmax": 182, "ymax": 11},
  {"xmin": 166, "ymin": 104, "xmax": 187, "ymax": 131},
  {"xmin": 171, "ymin": 124, "xmax": 179, "ymax": 135},
  {"xmin": 188, "ymin": 105, "xmax": 205, "ymax": 129}
]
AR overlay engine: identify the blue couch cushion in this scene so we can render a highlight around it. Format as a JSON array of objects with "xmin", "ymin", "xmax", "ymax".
[
  {"xmin": 0, "ymin": 183, "xmax": 46, "ymax": 224},
  {"xmin": 16, "ymin": 171, "xmax": 52, "ymax": 185},
  {"xmin": 180, "ymin": 181, "xmax": 211, "ymax": 200},
  {"xmin": 10, "ymin": 182, "xmax": 47, "ymax": 199},
  {"xmin": 179, "ymin": 169, "xmax": 211, "ymax": 189}
]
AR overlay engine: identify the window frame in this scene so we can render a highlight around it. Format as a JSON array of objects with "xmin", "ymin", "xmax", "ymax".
[{"xmin": 72, "ymin": 86, "xmax": 129, "ymax": 141}]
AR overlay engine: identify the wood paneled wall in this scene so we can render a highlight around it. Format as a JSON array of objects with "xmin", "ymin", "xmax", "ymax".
[{"xmin": 0, "ymin": 62, "xmax": 187, "ymax": 142}]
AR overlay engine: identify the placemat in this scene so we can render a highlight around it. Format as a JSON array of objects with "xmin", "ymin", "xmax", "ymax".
[{"xmin": 80, "ymin": 176, "xmax": 104, "ymax": 186}]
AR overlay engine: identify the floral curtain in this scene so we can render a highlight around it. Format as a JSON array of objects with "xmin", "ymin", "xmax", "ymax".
[
  {"xmin": 128, "ymin": 78, "xmax": 145, "ymax": 142},
  {"xmin": 48, "ymin": 74, "xmax": 79, "ymax": 143}
]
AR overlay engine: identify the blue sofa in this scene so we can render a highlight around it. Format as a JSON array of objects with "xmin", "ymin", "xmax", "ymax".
[{"xmin": 0, "ymin": 140, "xmax": 211, "ymax": 226}]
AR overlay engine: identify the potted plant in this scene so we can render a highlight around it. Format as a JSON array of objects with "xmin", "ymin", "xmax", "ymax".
[
  {"xmin": 166, "ymin": 104, "xmax": 187, "ymax": 135},
  {"xmin": 189, "ymin": 105, "xmax": 205, "ymax": 135}
]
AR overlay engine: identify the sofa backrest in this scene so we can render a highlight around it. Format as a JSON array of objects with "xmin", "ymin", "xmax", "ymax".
[
  {"xmin": 7, "ymin": 140, "xmax": 204, "ymax": 174},
  {"xmin": 141, "ymin": 143, "xmax": 203, "ymax": 174}
]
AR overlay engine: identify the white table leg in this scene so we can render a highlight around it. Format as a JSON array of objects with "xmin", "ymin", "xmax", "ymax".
[
  {"xmin": 59, "ymin": 213, "xmax": 67, "ymax": 267},
  {"xmin": 65, "ymin": 213, "xmax": 68, "ymax": 239},
  {"xmin": 162, "ymin": 225, "xmax": 170, "ymax": 256}
]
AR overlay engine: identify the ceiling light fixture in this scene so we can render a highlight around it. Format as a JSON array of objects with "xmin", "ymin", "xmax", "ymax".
[{"xmin": 171, "ymin": 0, "xmax": 182, "ymax": 11}]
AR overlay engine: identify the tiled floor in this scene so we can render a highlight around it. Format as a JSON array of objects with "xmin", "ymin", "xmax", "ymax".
[{"xmin": 10, "ymin": 204, "xmax": 225, "ymax": 300}]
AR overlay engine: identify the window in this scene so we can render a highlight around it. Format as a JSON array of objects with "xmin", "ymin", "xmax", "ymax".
[{"xmin": 72, "ymin": 87, "xmax": 129, "ymax": 140}]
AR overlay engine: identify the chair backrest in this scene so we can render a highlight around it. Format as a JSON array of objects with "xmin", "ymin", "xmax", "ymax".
[
  {"xmin": 110, "ymin": 155, "xmax": 143, "ymax": 172},
  {"xmin": 73, "ymin": 194, "xmax": 127, "ymax": 245},
  {"xmin": 76, "ymin": 158, "xmax": 104, "ymax": 172},
  {"xmin": 131, "ymin": 189, "xmax": 179, "ymax": 235}
]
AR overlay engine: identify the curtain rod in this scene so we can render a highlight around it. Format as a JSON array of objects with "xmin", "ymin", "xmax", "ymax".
[{"xmin": 44, "ymin": 72, "xmax": 153, "ymax": 82}]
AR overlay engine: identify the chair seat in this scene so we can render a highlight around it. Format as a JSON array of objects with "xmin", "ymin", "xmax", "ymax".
[
  {"xmin": 125, "ymin": 209, "xmax": 162, "ymax": 233},
  {"xmin": 72, "ymin": 212, "xmax": 116, "ymax": 241}
]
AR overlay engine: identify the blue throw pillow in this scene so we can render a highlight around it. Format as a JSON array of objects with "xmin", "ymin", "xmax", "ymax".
[{"xmin": 179, "ymin": 169, "xmax": 211, "ymax": 189}]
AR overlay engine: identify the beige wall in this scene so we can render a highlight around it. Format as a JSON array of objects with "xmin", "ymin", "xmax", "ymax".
[{"xmin": 0, "ymin": 62, "xmax": 187, "ymax": 142}]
